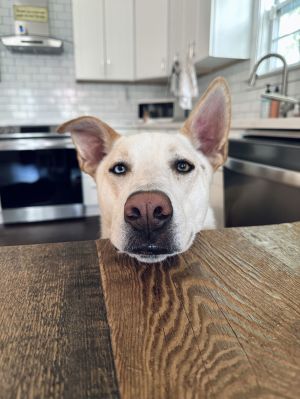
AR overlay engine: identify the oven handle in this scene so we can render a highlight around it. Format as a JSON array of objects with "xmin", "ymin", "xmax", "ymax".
[{"xmin": 225, "ymin": 157, "xmax": 300, "ymax": 188}]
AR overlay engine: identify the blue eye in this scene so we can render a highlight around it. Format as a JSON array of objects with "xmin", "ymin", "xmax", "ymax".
[
  {"xmin": 175, "ymin": 160, "xmax": 194, "ymax": 174},
  {"xmin": 110, "ymin": 163, "xmax": 127, "ymax": 175}
]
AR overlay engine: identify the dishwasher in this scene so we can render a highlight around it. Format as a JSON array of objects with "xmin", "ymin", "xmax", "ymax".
[{"xmin": 224, "ymin": 131, "xmax": 300, "ymax": 227}]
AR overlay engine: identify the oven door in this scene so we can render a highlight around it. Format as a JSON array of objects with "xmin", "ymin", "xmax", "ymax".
[
  {"xmin": 0, "ymin": 144, "xmax": 84, "ymax": 224},
  {"xmin": 224, "ymin": 136, "xmax": 300, "ymax": 227}
]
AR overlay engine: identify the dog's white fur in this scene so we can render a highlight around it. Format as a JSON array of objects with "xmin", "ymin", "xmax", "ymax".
[{"xmin": 58, "ymin": 77, "xmax": 231, "ymax": 263}]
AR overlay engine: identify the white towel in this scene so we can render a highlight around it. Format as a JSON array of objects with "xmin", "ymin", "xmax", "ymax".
[{"xmin": 179, "ymin": 54, "xmax": 199, "ymax": 110}]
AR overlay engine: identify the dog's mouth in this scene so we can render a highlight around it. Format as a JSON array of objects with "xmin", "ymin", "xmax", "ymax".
[
  {"xmin": 129, "ymin": 244, "xmax": 171, "ymax": 256},
  {"xmin": 123, "ymin": 243, "xmax": 177, "ymax": 263}
]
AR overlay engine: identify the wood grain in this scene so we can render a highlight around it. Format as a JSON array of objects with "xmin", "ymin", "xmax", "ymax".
[
  {"xmin": 0, "ymin": 241, "xmax": 119, "ymax": 399},
  {"xmin": 97, "ymin": 223, "xmax": 300, "ymax": 399}
]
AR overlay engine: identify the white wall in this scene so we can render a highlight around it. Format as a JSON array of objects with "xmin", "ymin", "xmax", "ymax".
[{"xmin": 0, "ymin": 0, "xmax": 167, "ymax": 128}]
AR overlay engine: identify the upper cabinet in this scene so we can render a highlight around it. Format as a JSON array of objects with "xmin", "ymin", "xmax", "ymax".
[
  {"xmin": 104, "ymin": 0, "xmax": 134, "ymax": 80},
  {"xmin": 135, "ymin": 0, "xmax": 169, "ymax": 80},
  {"xmin": 72, "ymin": 0, "xmax": 134, "ymax": 81},
  {"xmin": 168, "ymin": 0, "xmax": 252, "ymax": 73},
  {"xmin": 72, "ymin": 0, "xmax": 105, "ymax": 80},
  {"xmin": 72, "ymin": 0, "xmax": 252, "ymax": 82},
  {"xmin": 195, "ymin": 0, "xmax": 252, "ymax": 71}
]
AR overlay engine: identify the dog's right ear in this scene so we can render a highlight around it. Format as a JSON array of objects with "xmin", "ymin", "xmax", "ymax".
[{"xmin": 57, "ymin": 116, "xmax": 120, "ymax": 176}]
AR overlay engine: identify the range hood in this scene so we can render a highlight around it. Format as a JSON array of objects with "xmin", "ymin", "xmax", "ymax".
[
  {"xmin": 1, "ymin": 35, "xmax": 63, "ymax": 54},
  {"xmin": 1, "ymin": 0, "xmax": 63, "ymax": 54}
]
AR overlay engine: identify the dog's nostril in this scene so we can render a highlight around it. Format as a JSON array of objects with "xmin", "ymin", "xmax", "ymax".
[
  {"xmin": 153, "ymin": 206, "xmax": 166, "ymax": 220},
  {"xmin": 127, "ymin": 207, "xmax": 141, "ymax": 220}
]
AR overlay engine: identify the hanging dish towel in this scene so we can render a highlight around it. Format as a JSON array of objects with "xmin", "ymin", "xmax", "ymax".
[{"xmin": 178, "ymin": 52, "xmax": 199, "ymax": 110}]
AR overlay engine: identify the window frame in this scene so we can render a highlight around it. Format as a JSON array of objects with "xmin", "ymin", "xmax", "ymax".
[{"xmin": 252, "ymin": 0, "xmax": 300, "ymax": 76}]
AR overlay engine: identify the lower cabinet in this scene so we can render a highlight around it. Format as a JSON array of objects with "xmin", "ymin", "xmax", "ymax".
[
  {"xmin": 210, "ymin": 167, "xmax": 224, "ymax": 228},
  {"xmin": 81, "ymin": 173, "xmax": 100, "ymax": 216}
]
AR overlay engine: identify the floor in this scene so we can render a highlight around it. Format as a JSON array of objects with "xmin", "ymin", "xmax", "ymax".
[{"xmin": 0, "ymin": 216, "xmax": 100, "ymax": 246}]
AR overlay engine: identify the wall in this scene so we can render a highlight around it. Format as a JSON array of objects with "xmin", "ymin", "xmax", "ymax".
[
  {"xmin": 197, "ymin": 60, "xmax": 300, "ymax": 120},
  {"xmin": 0, "ymin": 0, "xmax": 167, "ymax": 128}
]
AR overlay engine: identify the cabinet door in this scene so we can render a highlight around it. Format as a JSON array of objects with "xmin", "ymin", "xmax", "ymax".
[
  {"xmin": 105, "ymin": 0, "xmax": 134, "ymax": 80},
  {"xmin": 168, "ymin": 0, "xmax": 184, "ymax": 70},
  {"xmin": 169, "ymin": 0, "xmax": 200, "ymax": 67},
  {"xmin": 194, "ymin": 0, "xmax": 211, "ymax": 62},
  {"xmin": 135, "ymin": 0, "xmax": 168, "ymax": 80},
  {"xmin": 182, "ymin": 0, "xmax": 197, "ymax": 59},
  {"xmin": 72, "ymin": 0, "xmax": 105, "ymax": 80},
  {"xmin": 210, "ymin": 0, "xmax": 251, "ymax": 59}
]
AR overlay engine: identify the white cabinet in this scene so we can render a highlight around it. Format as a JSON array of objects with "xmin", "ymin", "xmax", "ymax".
[
  {"xmin": 135, "ymin": 0, "xmax": 168, "ymax": 80},
  {"xmin": 194, "ymin": 0, "xmax": 252, "ymax": 71},
  {"xmin": 81, "ymin": 173, "xmax": 100, "ymax": 216},
  {"xmin": 72, "ymin": 0, "xmax": 134, "ymax": 81},
  {"xmin": 104, "ymin": 0, "xmax": 134, "ymax": 80},
  {"xmin": 182, "ymin": 0, "xmax": 198, "ymax": 58},
  {"xmin": 73, "ymin": 0, "xmax": 252, "ymax": 81},
  {"xmin": 168, "ymin": 0, "xmax": 184, "ymax": 69},
  {"xmin": 169, "ymin": 0, "xmax": 252, "ymax": 74},
  {"xmin": 210, "ymin": 168, "xmax": 224, "ymax": 228},
  {"xmin": 72, "ymin": 0, "xmax": 105, "ymax": 80}
]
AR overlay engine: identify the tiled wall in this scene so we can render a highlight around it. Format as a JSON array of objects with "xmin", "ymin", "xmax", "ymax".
[
  {"xmin": 0, "ymin": 0, "xmax": 167, "ymax": 127},
  {"xmin": 1, "ymin": 0, "xmax": 299, "ymax": 127},
  {"xmin": 197, "ymin": 60, "xmax": 300, "ymax": 120}
]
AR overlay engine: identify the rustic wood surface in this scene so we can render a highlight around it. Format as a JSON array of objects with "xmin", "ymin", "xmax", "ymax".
[
  {"xmin": 97, "ymin": 222, "xmax": 300, "ymax": 399},
  {"xmin": 0, "ymin": 241, "xmax": 119, "ymax": 399},
  {"xmin": 0, "ymin": 222, "xmax": 299, "ymax": 399}
]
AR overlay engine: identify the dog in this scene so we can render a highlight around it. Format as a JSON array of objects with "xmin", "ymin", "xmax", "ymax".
[{"xmin": 57, "ymin": 77, "xmax": 231, "ymax": 263}]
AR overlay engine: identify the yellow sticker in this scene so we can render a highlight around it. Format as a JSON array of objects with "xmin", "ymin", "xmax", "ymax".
[{"xmin": 13, "ymin": 5, "xmax": 48, "ymax": 23}]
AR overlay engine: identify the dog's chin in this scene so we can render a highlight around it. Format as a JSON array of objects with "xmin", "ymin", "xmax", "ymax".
[{"xmin": 112, "ymin": 231, "xmax": 196, "ymax": 264}]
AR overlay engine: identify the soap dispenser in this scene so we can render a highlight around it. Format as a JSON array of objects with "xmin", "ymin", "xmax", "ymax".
[
  {"xmin": 260, "ymin": 84, "xmax": 271, "ymax": 118},
  {"xmin": 269, "ymin": 86, "xmax": 280, "ymax": 118}
]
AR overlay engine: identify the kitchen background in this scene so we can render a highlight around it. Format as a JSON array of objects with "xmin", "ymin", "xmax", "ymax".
[
  {"xmin": 0, "ymin": 0, "xmax": 299, "ymax": 126},
  {"xmin": 0, "ymin": 0, "xmax": 299, "ymax": 244}
]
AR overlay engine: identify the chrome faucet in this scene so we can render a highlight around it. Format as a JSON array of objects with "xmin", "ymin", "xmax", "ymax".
[{"xmin": 248, "ymin": 53, "xmax": 298, "ymax": 117}]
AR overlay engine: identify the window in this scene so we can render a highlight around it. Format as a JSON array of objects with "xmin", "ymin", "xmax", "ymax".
[{"xmin": 256, "ymin": 0, "xmax": 300, "ymax": 73}]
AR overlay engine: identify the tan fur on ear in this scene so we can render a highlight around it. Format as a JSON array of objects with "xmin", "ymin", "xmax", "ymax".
[
  {"xmin": 57, "ymin": 116, "xmax": 121, "ymax": 176},
  {"xmin": 181, "ymin": 77, "xmax": 231, "ymax": 170}
]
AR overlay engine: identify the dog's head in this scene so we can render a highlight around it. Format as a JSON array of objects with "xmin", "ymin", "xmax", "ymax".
[{"xmin": 58, "ymin": 77, "xmax": 231, "ymax": 263}]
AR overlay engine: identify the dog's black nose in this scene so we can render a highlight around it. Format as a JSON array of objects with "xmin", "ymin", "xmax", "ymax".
[{"xmin": 124, "ymin": 191, "xmax": 173, "ymax": 234}]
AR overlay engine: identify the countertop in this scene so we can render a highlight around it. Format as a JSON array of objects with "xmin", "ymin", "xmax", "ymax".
[
  {"xmin": 0, "ymin": 222, "xmax": 300, "ymax": 399},
  {"xmin": 0, "ymin": 117, "xmax": 300, "ymax": 132}
]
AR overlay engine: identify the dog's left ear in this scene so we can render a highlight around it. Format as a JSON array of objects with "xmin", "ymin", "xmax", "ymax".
[
  {"xmin": 181, "ymin": 77, "xmax": 231, "ymax": 169},
  {"xmin": 57, "ymin": 116, "xmax": 120, "ymax": 176}
]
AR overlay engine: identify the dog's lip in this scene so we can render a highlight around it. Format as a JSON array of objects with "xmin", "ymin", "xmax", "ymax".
[{"xmin": 129, "ymin": 244, "xmax": 172, "ymax": 256}]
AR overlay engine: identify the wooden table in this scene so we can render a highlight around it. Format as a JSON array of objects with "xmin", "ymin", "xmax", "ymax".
[{"xmin": 0, "ymin": 223, "xmax": 299, "ymax": 399}]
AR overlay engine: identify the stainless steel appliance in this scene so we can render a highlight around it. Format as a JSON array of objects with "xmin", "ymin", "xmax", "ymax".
[
  {"xmin": 0, "ymin": 133, "xmax": 84, "ymax": 224},
  {"xmin": 1, "ymin": 0, "xmax": 63, "ymax": 54},
  {"xmin": 224, "ymin": 132, "xmax": 300, "ymax": 227}
]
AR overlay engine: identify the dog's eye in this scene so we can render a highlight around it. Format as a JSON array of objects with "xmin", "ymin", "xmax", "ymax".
[
  {"xmin": 175, "ymin": 160, "xmax": 194, "ymax": 174},
  {"xmin": 110, "ymin": 163, "xmax": 127, "ymax": 175}
]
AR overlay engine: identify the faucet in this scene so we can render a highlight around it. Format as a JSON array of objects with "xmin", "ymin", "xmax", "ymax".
[{"xmin": 248, "ymin": 53, "xmax": 298, "ymax": 117}]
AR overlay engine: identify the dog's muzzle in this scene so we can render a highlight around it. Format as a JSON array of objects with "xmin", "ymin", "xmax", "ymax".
[{"xmin": 123, "ymin": 190, "xmax": 177, "ymax": 258}]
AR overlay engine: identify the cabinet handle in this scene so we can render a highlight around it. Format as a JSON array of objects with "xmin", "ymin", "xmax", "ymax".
[
  {"xmin": 161, "ymin": 58, "xmax": 166, "ymax": 71},
  {"xmin": 188, "ymin": 42, "xmax": 195, "ymax": 58},
  {"xmin": 106, "ymin": 59, "xmax": 111, "ymax": 65}
]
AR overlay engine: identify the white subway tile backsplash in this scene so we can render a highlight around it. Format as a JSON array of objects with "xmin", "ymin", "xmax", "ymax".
[{"xmin": 0, "ymin": 0, "xmax": 167, "ymax": 127}]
